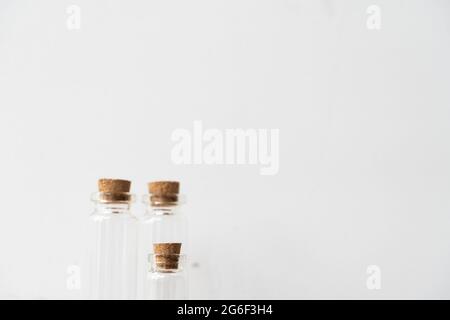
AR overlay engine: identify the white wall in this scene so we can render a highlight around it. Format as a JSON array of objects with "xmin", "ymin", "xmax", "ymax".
[{"xmin": 1, "ymin": 0, "xmax": 450, "ymax": 299}]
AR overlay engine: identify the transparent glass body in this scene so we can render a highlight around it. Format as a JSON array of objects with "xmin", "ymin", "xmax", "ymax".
[
  {"xmin": 138, "ymin": 196, "xmax": 188, "ymax": 299},
  {"xmin": 145, "ymin": 254, "xmax": 188, "ymax": 300},
  {"xmin": 87, "ymin": 193, "xmax": 138, "ymax": 300},
  {"xmin": 142, "ymin": 206, "xmax": 188, "ymax": 248}
]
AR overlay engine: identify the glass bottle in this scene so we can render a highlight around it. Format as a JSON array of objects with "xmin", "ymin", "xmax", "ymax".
[
  {"xmin": 147, "ymin": 244, "xmax": 187, "ymax": 299},
  {"xmin": 138, "ymin": 181, "xmax": 188, "ymax": 300},
  {"xmin": 87, "ymin": 178, "xmax": 138, "ymax": 300}
]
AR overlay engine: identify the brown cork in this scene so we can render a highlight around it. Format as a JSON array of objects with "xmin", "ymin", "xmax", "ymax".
[
  {"xmin": 98, "ymin": 178, "xmax": 132, "ymax": 202},
  {"xmin": 153, "ymin": 242, "xmax": 182, "ymax": 271},
  {"xmin": 148, "ymin": 181, "xmax": 180, "ymax": 206}
]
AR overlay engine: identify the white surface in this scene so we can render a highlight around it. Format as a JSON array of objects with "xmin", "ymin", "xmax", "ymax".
[{"xmin": 1, "ymin": 0, "xmax": 450, "ymax": 299}]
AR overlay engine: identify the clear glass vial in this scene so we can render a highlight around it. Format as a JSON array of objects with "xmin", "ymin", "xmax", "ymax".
[
  {"xmin": 146, "ymin": 249, "xmax": 187, "ymax": 300},
  {"xmin": 138, "ymin": 181, "xmax": 188, "ymax": 299},
  {"xmin": 87, "ymin": 178, "xmax": 138, "ymax": 300}
]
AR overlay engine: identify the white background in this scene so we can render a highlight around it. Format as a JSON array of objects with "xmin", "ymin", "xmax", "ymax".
[{"xmin": 1, "ymin": 0, "xmax": 450, "ymax": 299}]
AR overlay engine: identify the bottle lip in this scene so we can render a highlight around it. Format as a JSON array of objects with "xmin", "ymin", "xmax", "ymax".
[
  {"xmin": 142, "ymin": 194, "xmax": 186, "ymax": 206},
  {"xmin": 91, "ymin": 192, "xmax": 136, "ymax": 203}
]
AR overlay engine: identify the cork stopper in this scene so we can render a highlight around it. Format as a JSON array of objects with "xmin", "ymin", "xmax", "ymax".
[
  {"xmin": 148, "ymin": 181, "xmax": 180, "ymax": 206},
  {"xmin": 97, "ymin": 178, "xmax": 132, "ymax": 202},
  {"xmin": 153, "ymin": 243, "xmax": 182, "ymax": 271}
]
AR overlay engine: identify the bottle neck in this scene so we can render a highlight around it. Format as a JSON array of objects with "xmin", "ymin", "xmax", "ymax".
[
  {"xmin": 94, "ymin": 202, "xmax": 132, "ymax": 215},
  {"xmin": 145, "ymin": 205, "xmax": 180, "ymax": 216}
]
